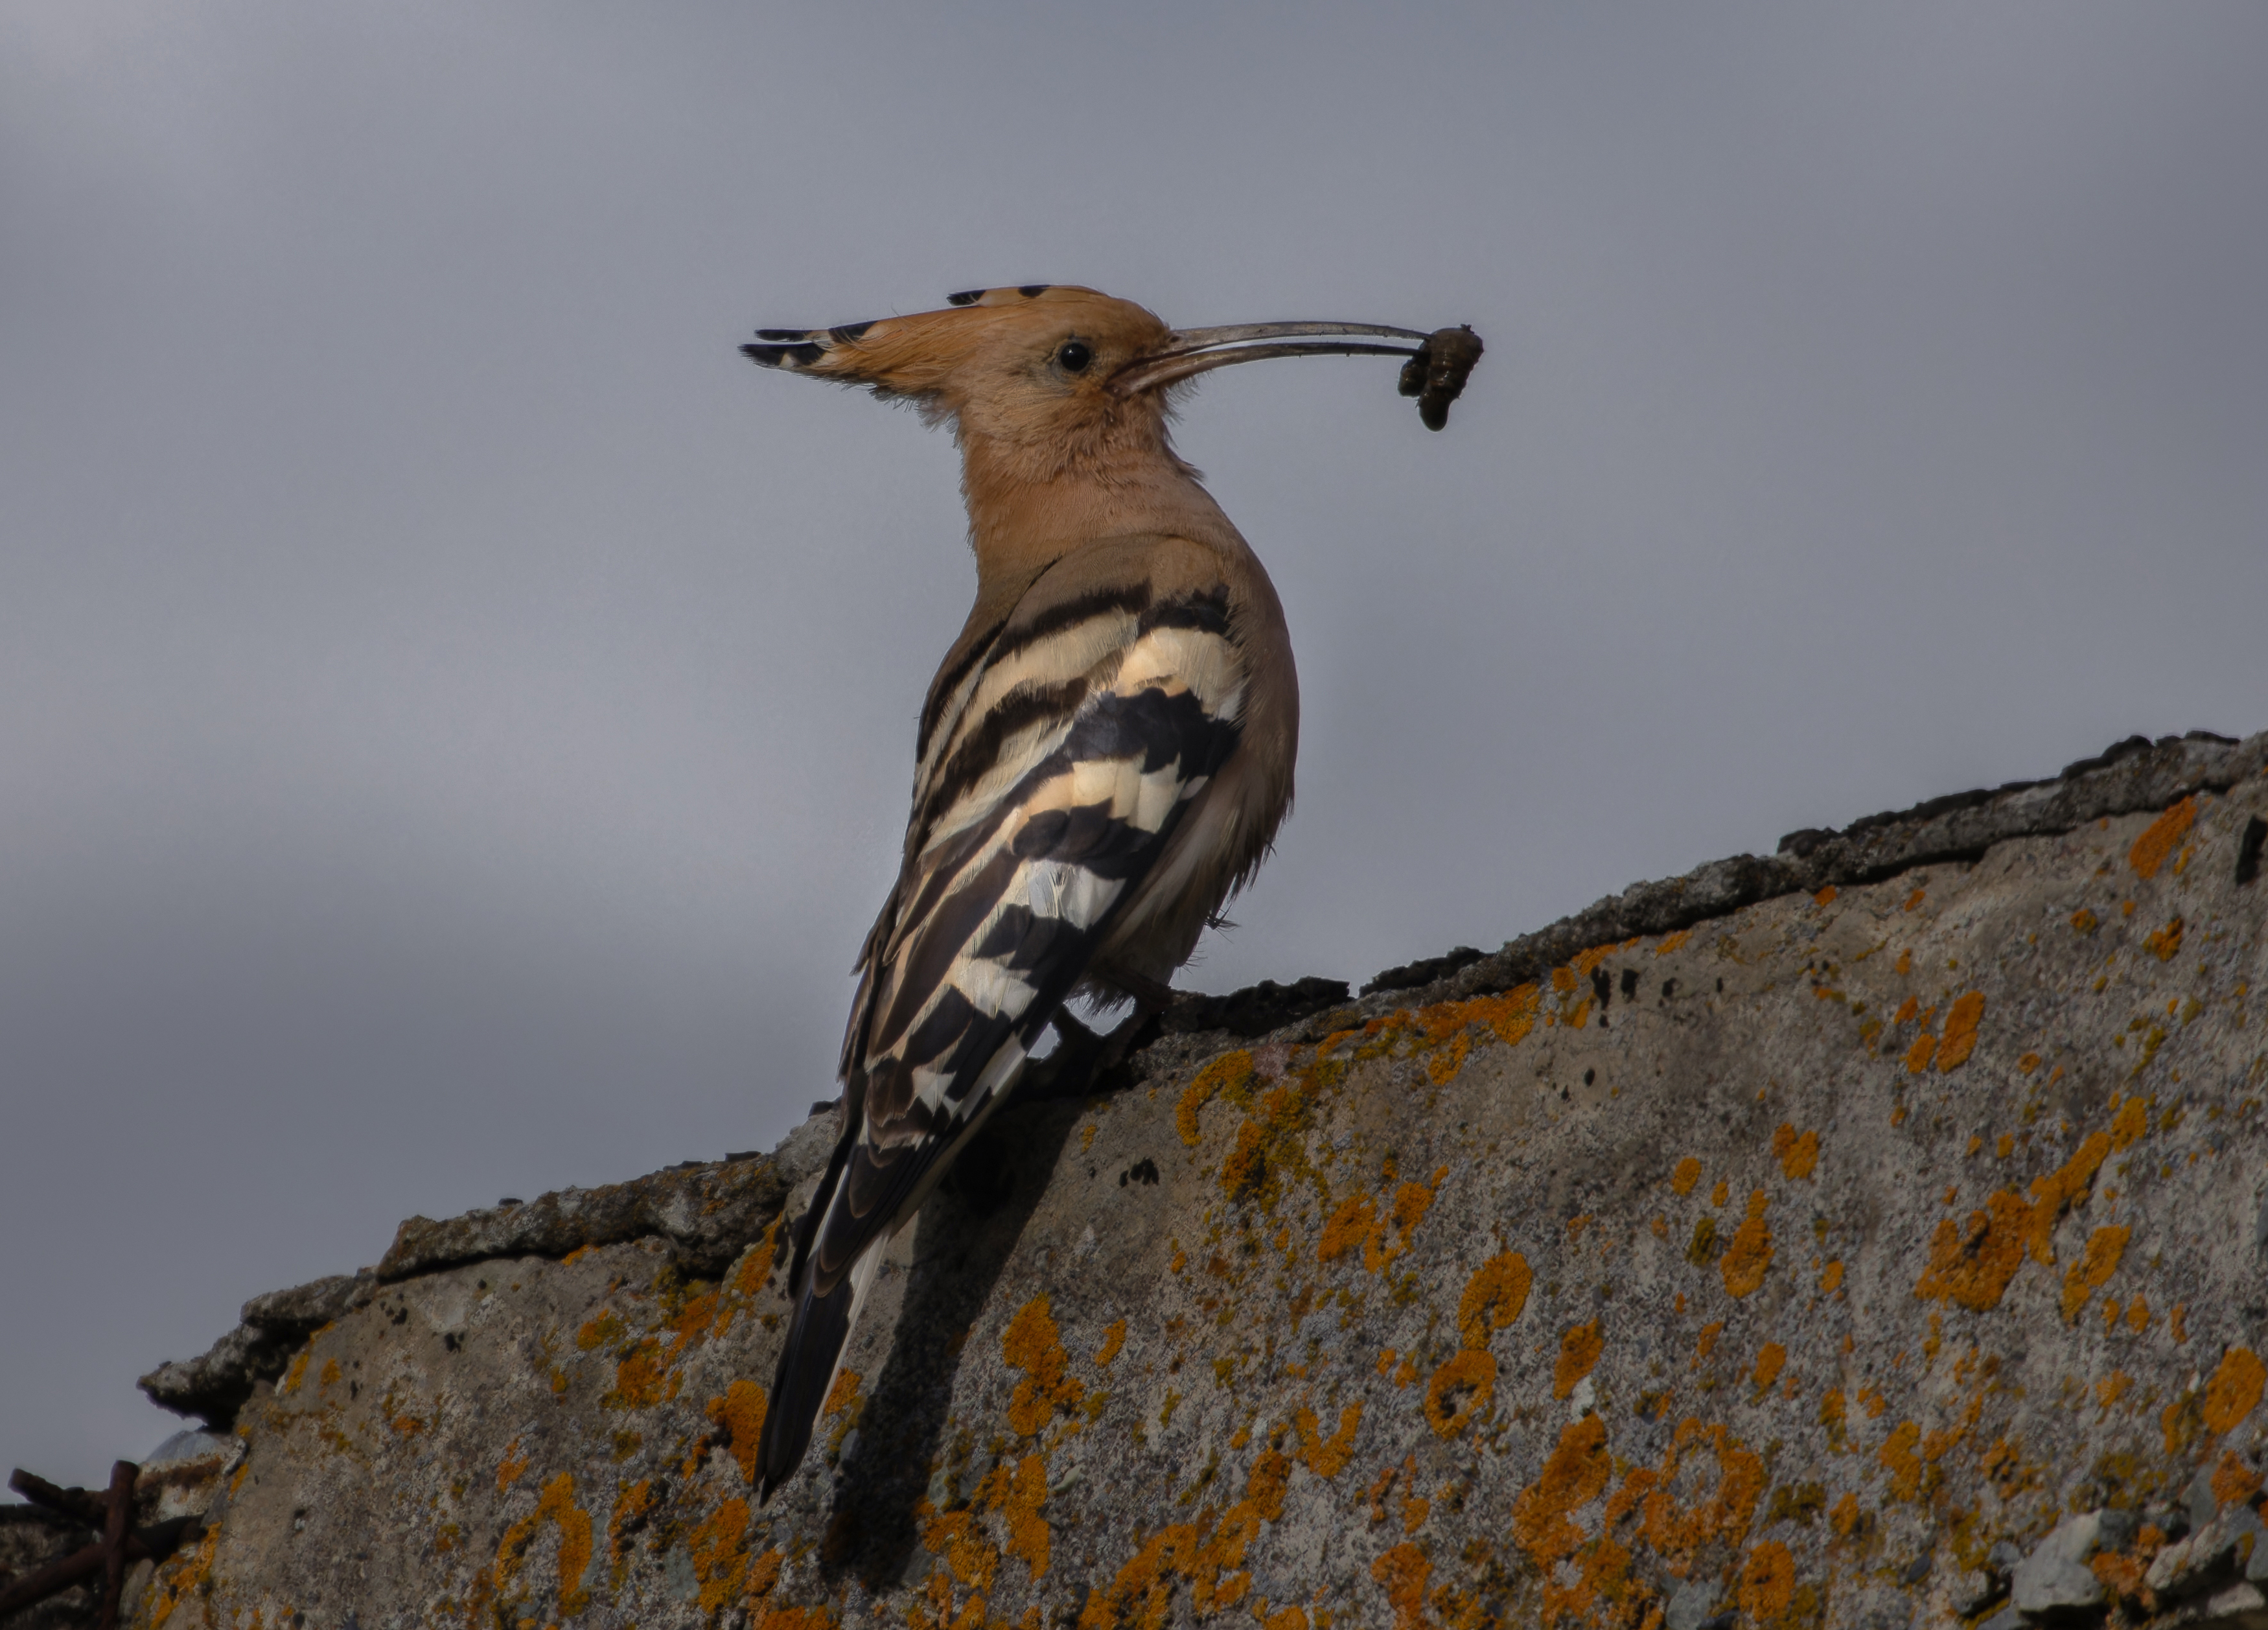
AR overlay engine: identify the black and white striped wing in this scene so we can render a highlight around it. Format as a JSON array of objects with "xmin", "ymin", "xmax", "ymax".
[
  {"xmin": 756, "ymin": 588, "xmax": 1243, "ymax": 1495},
  {"xmin": 845, "ymin": 589, "xmax": 1243, "ymax": 1232}
]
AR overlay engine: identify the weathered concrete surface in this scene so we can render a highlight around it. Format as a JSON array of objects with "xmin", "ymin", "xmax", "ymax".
[{"xmin": 91, "ymin": 734, "xmax": 2268, "ymax": 1629}]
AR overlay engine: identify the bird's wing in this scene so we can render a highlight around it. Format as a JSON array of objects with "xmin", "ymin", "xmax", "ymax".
[
  {"xmin": 759, "ymin": 546, "xmax": 1245, "ymax": 1495},
  {"xmin": 841, "ymin": 561, "xmax": 1245, "ymax": 1259}
]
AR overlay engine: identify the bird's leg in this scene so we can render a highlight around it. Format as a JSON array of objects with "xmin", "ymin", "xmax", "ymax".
[
  {"xmin": 1019, "ymin": 979, "xmax": 1174, "ymax": 1102},
  {"xmin": 1016, "ymin": 1008, "xmax": 1109, "ymax": 1102}
]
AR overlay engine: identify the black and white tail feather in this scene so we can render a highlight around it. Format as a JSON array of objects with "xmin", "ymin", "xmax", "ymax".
[{"xmin": 754, "ymin": 575, "xmax": 1245, "ymax": 1500}]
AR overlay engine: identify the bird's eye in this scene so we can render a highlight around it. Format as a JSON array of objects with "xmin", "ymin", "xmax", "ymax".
[{"xmin": 1057, "ymin": 340, "xmax": 1093, "ymax": 373}]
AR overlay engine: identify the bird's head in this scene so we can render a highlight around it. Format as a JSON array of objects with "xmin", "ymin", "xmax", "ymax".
[{"xmin": 743, "ymin": 285, "xmax": 1480, "ymax": 461}]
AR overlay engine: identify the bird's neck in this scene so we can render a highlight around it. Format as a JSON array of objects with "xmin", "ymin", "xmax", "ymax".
[{"xmin": 957, "ymin": 426, "xmax": 1231, "ymax": 583}]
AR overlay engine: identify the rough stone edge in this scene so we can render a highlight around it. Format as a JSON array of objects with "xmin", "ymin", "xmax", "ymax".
[
  {"xmin": 1153, "ymin": 728, "xmax": 2267, "ymax": 1047},
  {"xmin": 136, "ymin": 727, "xmax": 2265, "ymax": 1428},
  {"xmin": 137, "ymin": 1121, "xmax": 833, "ymax": 1428}
]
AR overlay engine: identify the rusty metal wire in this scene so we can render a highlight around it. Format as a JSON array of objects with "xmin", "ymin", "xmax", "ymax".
[{"xmin": 0, "ymin": 1463, "xmax": 204, "ymax": 1629}]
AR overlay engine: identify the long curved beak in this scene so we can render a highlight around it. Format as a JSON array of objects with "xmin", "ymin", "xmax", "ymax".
[
  {"xmin": 1110, "ymin": 320, "xmax": 1484, "ymax": 429},
  {"xmin": 1109, "ymin": 321, "xmax": 1430, "ymax": 395}
]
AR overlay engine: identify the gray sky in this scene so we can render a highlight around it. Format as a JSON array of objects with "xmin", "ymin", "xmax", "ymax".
[{"xmin": 4, "ymin": 1, "xmax": 2264, "ymax": 1476}]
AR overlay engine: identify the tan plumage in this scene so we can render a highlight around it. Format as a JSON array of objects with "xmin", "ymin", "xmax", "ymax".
[{"xmin": 741, "ymin": 285, "xmax": 1475, "ymax": 1498}]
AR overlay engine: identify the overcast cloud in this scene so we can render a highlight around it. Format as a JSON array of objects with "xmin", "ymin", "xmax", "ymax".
[{"xmin": 3, "ymin": 1, "xmax": 2263, "ymax": 1474}]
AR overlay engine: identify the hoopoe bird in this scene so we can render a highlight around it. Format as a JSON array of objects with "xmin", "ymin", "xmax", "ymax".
[{"xmin": 741, "ymin": 285, "xmax": 1478, "ymax": 1499}]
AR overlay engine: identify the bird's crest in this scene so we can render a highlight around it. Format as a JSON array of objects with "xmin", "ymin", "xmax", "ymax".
[{"xmin": 741, "ymin": 285, "xmax": 1170, "ymax": 425}]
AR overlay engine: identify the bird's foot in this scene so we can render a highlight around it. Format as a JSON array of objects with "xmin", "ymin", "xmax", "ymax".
[{"xmin": 1019, "ymin": 1001, "xmax": 1166, "ymax": 1102}]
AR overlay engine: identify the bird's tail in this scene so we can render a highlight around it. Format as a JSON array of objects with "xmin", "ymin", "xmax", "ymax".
[{"xmin": 756, "ymin": 1232, "xmax": 883, "ymax": 1502}]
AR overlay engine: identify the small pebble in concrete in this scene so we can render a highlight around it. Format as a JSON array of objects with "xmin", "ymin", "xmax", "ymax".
[{"xmin": 2012, "ymin": 1511, "xmax": 2106, "ymax": 1618}]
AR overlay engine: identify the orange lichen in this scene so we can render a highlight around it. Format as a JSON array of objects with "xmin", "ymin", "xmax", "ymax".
[
  {"xmin": 606, "ymin": 1480, "xmax": 654, "ymax": 1590},
  {"xmin": 2025, "ymin": 1129, "xmax": 2116, "ymax": 1261},
  {"xmin": 1879, "ymin": 1423, "xmax": 1923, "ymax": 1501},
  {"xmin": 494, "ymin": 1471, "xmax": 594, "ymax": 1616},
  {"xmin": 1814, "ymin": 886, "xmax": 1838, "ymax": 907},
  {"xmin": 2172, "ymin": 1304, "xmax": 2189, "ymax": 1344},
  {"xmin": 1096, "ymin": 1320, "xmax": 1127, "ymax": 1367},
  {"xmin": 746, "ymin": 1547, "xmax": 785, "ymax": 1609},
  {"xmin": 1426, "ymin": 1351, "xmax": 1497, "ymax": 1438},
  {"xmin": 2164, "ymin": 1392, "xmax": 2206, "ymax": 1457},
  {"xmin": 1318, "ymin": 1174, "xmax": 1442, "ymax": 1275},
  {"xmin": 1076, "ymin": 1523, "xmax": 1201, "ymax": 1627},
  {"xmin": 1655, "ymin": 930, "xmax": 1692, "ymax": 956},
  {"xmin": 2129, "ymin": 797, "xmax": 2195, "ymax": 879},
  {"xmin": 1410, "ymin": 985, "xmax": 1543, "ymax": 1083},
  {"xmin": 1818, "ymin": 1390, "xmax": 1847, "ymax": 1452},
  {"xmin": 1895, "ymin": 949, "xmax": 1914, "ymax": 977},
  {"xmin": 496, "ymin": 1439, "xmax": 530, "ymax": 1491},
  {"xmin": 987, "ymin": 1452, "xmax": 1052, "ymax": 1580},
  {"xmin": 1904, "ymin": 889, "xmax": 1927, "ymax": 913},
  {"xmin": 1387, "ymin": 1182, "xmax": 1435, "ymax": 1251},
  {"xmin": 1829, "ymin": 1493, "xmax": 1862, "ymax": 1538},
  {"xmin": 1739, "ymin": 1540, "xmax": 1796, "ymax": 1622},
  {"xmin": 2212, "ymin": 1449, "xmax": 2265, "ymax": 1508},
  {"xmin": 704, "ymin": 1379, "xmax": 769, "ymax": 1485},
  {"xmin": 662, "ymin": 1287, "xmax": 721, "ymax": 1364},
  {"xmin": 921, "ymin": 1504, "xmax": 1001, "ymax": 1594},
  {"xmin": 1318, "ymin": 1195, "xmax": 1377, "ymax": 1265},
  {"xmin": 1904, "ymin": 1034, "xmax": 1938, "ymax": 1074},
  {"xmin": 822, "ymin": 1366, "xmax": 862, "ymax": 1421},
  {"xmin": 1457, "ymin": 1252, "xmax": 1533, "ymax": 1348},
  {"xmin": 1720, "ymin": 1191, "xmax": 1773, "ymax": 1297},
  {"xmin": 1371, "ymin": 1543, "xmax": 1433, "ymax": 1630},
  {"xmin": 143, "ymin": 1520, "xmax": 222, "ymax": 1630},
  {"xmin": 2203, "ymin": 1347, "xmax": 2266, "ymax": 1434},
  {"xmin": 2144, "ymin": 918, "xmax": 2185, "ymax": 962},
  {"xmin": 2125, "ymin": 1296, "xmax": 2150, "ymax": 1333},
  {"xmin": 1819, "ymin": 1261, "xmax": 1844, "ymax": 1294},
  {"xmin": 1177, "ymin": 1051, "xmax": 1254, "ymax": 1147},
  {"xmin": 1002, "ymin": 1296, "xmax": 1084, "ymax": 1437},
  {"xmin": 1172, "ymin": 1447, "xmax": 1292, "ymax": 1614},
  {"xmin": 1510, "ymin": 1415, "xmax": 1612, "ymax": 1583},
  {"xmin": 2059, "ymin": 1226, "xmax": 2129, "ymax": 1322},
  {"xmin": 1912, "ymin": 1189, "xmax": 2031, "ymax": 1310},
  {"xmin": 577, "ymin": 1310, "xmax": 626, "ymax": 1351},
  {"xmin": 604, "ymin": 1338, "xmax": 678, "ymax": 1410},
  {"xmin": 1292, "ymin": 1402, "xmax": 1363, "ymax": 1478},
  {"xmin": 1555, "ymin": 1320, "xmax": 1604, "ymax": 1398},
  {"xmin": 1220, "ymin": 1121, "xmax": 1271, "ymax": 1200},
  {"xmin": 2095, "ymin": 1371, "xmax": 2132, "ymax": 1411},
  {"xmin": 1936, "ymin": 992, "xmax": 1985, "ymax": 1071},
  {"xmin": 1696, "ymin": 1323, "xmax": 1724, "ymax": 1362},
  {"xmin": 2072, "ymin": 909, "xmax": 2098, "ymax": 936},
  {"xmin": 1771, "ymin": 1124, "xmax": 1819, "ymax": 1181},
  {"xmin": 2093, "ymin": 1549, "xmax": 2149, "ymax": 1606},
  {"xmin": 1671, "ymin": 1158, "xmax": 1703, "ymax": 1197},
  {"xmin": 1753, "ymin": 1344, "xmax": 1787, "ymax": 1390},
  {"xmin": 1317, "ymin": 985, "xmax": 1544, "ymax": 1091},
  {"xmin": 1514, "ymin": 1414, "xmax": 1765, "ymax": 1630},
  {"xmin": 1710, "ymin": 1180, "xmax": 1729, "ymax": 1208}
]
